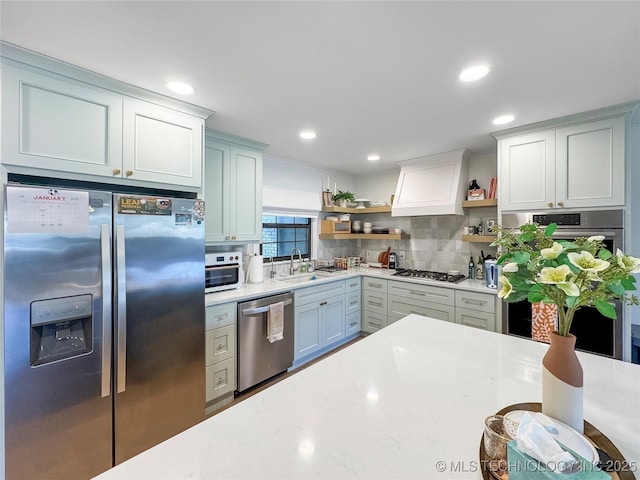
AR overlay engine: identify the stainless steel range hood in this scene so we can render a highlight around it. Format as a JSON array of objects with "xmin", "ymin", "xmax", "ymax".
[{"xmin": 392, "ymin": 148, "xmax": 470, "ymax": 216}]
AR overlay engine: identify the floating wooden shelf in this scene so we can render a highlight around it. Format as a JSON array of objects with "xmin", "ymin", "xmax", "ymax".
[
  {"xmin": 319, "ymin": 233, "xmax": 409, "ymax": 240},
  {"xmin": 321, "ymin": 206, "xmax": 392, "ymax": 214},
  {"xmin": 462, "ymin": 199, "xmax": 498, "ymax": 208},
  {"xmin": 461, "ymin": 234, "xmax": 497, "ymax": 243}
]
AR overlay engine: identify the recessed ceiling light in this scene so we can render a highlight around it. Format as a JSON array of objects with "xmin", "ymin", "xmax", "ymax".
[
  {"xmin": 367, "ymin": 154, "xmax": 380, "ymax": 161},
  {"xmin": 459, "ymin": 65, "xmax": 490, "ymax": 82},
  {"xmin": 299, "ymin": 130, "xmax": 317, "ymax": 140},
  {"xmin": 166, "ymin": 81, "xmax": 195, "ymax": 95},
  {"xmin": 492, "ymin": 114, "xmax": 516, "ymax": 125}
]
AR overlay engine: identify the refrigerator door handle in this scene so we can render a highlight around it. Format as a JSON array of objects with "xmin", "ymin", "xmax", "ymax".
[
  {"xmin": 115, "ymin": 224, "xmax": 127, "ymax": 393},
  {"xmin": 100, "ymin": 224, "xmax": 113, "ymax": 398}
]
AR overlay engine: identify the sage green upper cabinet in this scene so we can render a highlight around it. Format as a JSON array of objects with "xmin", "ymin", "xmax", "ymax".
[
  {"xmin": 497, "ymin": 108, "xmax": 629, "ymax": 212},
  {"xmin": 204, "ymin": 129, "xmax": 267, "ymax": 244},
  {"xmin": 1, "ymin": 43, "xmax": 212, "ymax": 190},
  {"xmin": 123, "ymin": 98, "xmax": 203, "ymax": 187},
  {"xmin": 2, "ymin": 63, "xmax": 124, "ymax": 177}
]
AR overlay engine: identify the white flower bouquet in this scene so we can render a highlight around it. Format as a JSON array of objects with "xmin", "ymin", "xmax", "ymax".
[{"xmin": 491, "ymin": 222, "xmax": 639, "ymax": 336}]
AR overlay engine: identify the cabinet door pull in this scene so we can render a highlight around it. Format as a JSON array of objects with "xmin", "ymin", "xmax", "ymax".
[
  {"xmin": 547, "ymin": 202, "xmax": 554, "ymax": 208},
  {"xmin": 125, "ymin": 170, "xmax": 133, "ymax": 177},
  {"xmin": 112, "ymin": 169, "xmax": 121, "ymax": 175},
  {"xmin": 217, "ymin": 343, "xmax": 224, "ymax": 350},
  {"xmin": 557, "ymin": 201, "xmax": 564, "ymax": 207}
]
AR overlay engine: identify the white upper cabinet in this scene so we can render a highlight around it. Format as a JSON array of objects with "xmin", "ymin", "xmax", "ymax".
[
  {"xmin": 497, "ymin": 110, "xmax": 629, "ymax": 212},
  {"xmin": 2, "ymin": 64, "xmax": 124, "ymax": 177},
  {"xmin": 499, "ymin": 130, "xmax": 555, "ymax": 210},
  {"xmin": 123, "ymin": 99, "xmax": 203, "ymax": 187},
  {"xmin": 555, "ymin": 117, "xmax": 625, "ymax": 209},
  {"xmin": 1, "ymin": 44, "xmax": 212, "ymax": 190},
  {"xmin": 204, "ymin": 129, "xmax": 267, "ymax": 244}
]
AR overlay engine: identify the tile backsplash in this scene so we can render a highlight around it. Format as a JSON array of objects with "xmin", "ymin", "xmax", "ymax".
[{"xmin": 319, "ymin": 214, "xmax": 498, "ymax": 275}]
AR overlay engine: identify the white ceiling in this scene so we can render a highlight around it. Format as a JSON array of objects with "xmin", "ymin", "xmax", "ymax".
[{"xmin": 2, "ymin": 1, "xmax": 639, "ymax": 174}]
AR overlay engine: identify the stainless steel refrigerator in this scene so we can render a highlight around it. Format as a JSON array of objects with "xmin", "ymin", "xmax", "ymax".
[{"xmin": 3, "ymin": 182, "xmax": 205, "ymax": 480}]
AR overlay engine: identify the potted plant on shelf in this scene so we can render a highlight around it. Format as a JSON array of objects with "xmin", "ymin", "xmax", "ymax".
[
  {"xmin": 491, "ymin": 222, "xmax": 639, "ymax": 433},
  {"xmin": 332, "ymin": 190, "xmax": 355, "ymax": 208}
]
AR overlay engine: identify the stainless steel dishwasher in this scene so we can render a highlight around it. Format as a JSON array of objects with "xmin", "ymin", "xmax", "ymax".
[{"xmin": 237, "ymin": 292, "xmax": 294, "ymax": 393}]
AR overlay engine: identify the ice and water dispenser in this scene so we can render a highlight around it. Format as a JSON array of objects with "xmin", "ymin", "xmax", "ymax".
[{"xmin": 30, "ymin": 294, "xmax": 93, "ymax": 366}]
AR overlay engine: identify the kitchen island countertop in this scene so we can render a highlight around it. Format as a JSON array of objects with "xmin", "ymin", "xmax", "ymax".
[
  {"xmin": 93, "ymin": 314, "xmax": 640, "ymax": 480},
  {"xmin": 206, "ymin": 267, "xmax": 496, "ymax": 307}
]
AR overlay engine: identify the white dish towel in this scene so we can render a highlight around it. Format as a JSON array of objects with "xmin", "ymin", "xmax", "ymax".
[{"xmin": 267, "ymin": 302, "xmax": 285, "ymax": 343}]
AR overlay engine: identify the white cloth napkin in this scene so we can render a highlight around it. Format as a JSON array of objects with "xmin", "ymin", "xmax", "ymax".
[
  {"xmin": 267, "ymin": 302, "xmax": 284, "ymax": 343},
  {"xmin": 515, "ymin": 412, "xmax": 579, "ymax": 473}
]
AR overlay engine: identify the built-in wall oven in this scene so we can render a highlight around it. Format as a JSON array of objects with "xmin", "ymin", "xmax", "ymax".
[
  {"xmin": 205, "ymin": 252, "xmax": 244, "ymax": 293},
  {"xmin": 502, "ymin": 210, "xmax": 624, "ymax": 359}
]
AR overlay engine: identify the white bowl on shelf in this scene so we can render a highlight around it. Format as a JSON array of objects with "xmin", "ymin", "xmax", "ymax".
[{"xmin": 354, "ymin": 198, "xmax": 371, "ymax": 209}]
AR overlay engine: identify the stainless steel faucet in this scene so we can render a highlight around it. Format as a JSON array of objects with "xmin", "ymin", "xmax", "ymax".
[
  {"xmin": 269, "ymin": 257, "xmax": 277, "ymax": 278},
  {"xmin": 290, "ymin": 247, "xmax": 302, "ymax": 275}
]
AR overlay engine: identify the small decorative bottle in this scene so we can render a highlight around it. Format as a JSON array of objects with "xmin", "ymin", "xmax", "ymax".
[
  {"xmin": 468, "ymin": 256, "xmax": 475, "ymax": 279},
  {"xmin": 476, "ymin": 255, "xmax": 484, "ymax": 280}
]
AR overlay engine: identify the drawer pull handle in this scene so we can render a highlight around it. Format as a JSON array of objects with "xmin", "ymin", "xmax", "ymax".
[
  {"xmin": 410, "ymin": 290, "xmax": 426, "ymax": 296},
  {"xmin": 464, "ymin": 299, "xmax": 486, "ymax": 306},
  {"xmin": 369, "ymin": 301, "xmax": 382, "ymax": 307},
  {"xmin": 369, "ymin": 322, "xmax": 381, "ymax": 328},
  {"xmin": 350, "ymin": 300, "xmax": 358, "ymax": 305},
  {"xmin": 215, "ymin": 313, "xmax": 228, "ymax": 321},
  {"xmin": 217, "ymin": 343, "xmax": 224, "ymax": 350},
  {"xmin": 350, "ymin": 322, "xmax": 357, "ymax": 327},
  {"xmin": 217, "ymin": 378, "xmax": 224, "ymax": 384},
  {"xmin": 370, "ymin": 283, "xmax": 382, "ymax": 288},
  {"xmin": 349, "ymin": 283, "xmax": 358, "ymax": 287}
]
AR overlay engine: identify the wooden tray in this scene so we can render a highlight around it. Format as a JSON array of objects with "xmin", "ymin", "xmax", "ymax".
[{"xmin": 479, "ymin": 402, "xmax": 636, "ymax": 480}]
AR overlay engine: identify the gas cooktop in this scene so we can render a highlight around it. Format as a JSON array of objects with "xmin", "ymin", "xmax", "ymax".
[{"xmin": 392, "ymin": 269, "xmax": 466, "ymax": 284}]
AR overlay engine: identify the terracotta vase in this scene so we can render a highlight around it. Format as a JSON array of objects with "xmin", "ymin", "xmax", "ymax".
[{"xmin": 542, "ymin": 331, "xmax": 584, "ymax": 433}]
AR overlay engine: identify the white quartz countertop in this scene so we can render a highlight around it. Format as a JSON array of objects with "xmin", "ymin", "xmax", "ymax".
[
  {"xmin": 206, "ymin": 267, "xmax": 496, "ymax": 306},
  {"xmin": 93, "ymin": 315, "xmax": 640, "ymax": 480}
]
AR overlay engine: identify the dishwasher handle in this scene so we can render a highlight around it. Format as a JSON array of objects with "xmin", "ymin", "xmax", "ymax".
[{"xmin": 242, "ymin": 298, "xmax": 293, "ymax": 316}]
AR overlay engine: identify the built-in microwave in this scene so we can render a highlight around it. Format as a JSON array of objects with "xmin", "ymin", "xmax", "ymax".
[{"xmin": 205, "ymin": 252, "xmax": 244, "ymax": 293}]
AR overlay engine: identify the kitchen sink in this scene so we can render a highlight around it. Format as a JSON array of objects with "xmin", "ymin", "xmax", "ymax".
[{"xmin": 276, "ymin": 272, "xmax": 333, "ymax": 284}]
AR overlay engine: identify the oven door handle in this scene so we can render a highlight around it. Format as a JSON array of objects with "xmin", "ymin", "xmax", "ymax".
[
  {"xmin": 552, "ymin": 230, "xmax": 618, "ymax": 239},
  {"xmin": 206, "ymin": 264, "xmax": 240, "ymax": 271},
  {"xmin": 242, "ymin": 299, "xmax": 293, "ymax": 316}
]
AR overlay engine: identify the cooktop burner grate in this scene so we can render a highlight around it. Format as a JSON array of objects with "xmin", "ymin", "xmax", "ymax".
[{"xmin": 392, "ymin": 269, "xmax": 466, "ymax": 283}]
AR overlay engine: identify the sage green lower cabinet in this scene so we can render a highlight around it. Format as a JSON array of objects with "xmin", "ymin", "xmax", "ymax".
[
  {"xmin": 345, "ymin": 277, "xmax": 362, "ymax": 336},
  {"xmin": 362, "ymin": 277, "xmax": 388, "ymax": 333},
  {"xmin": 294, "ymin": 279, "xmax": 363, "ymax": 367},
  {"xmin": 205, "ymin": 302, "xmax": 237, "ymax": 415},
  {"xmin": 454, "ymin": 290, "xmax": 496, "ymax": 331},
  {"xmin": 387, "ymin": 280, "xmax": 455, "ymax": 324}
]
